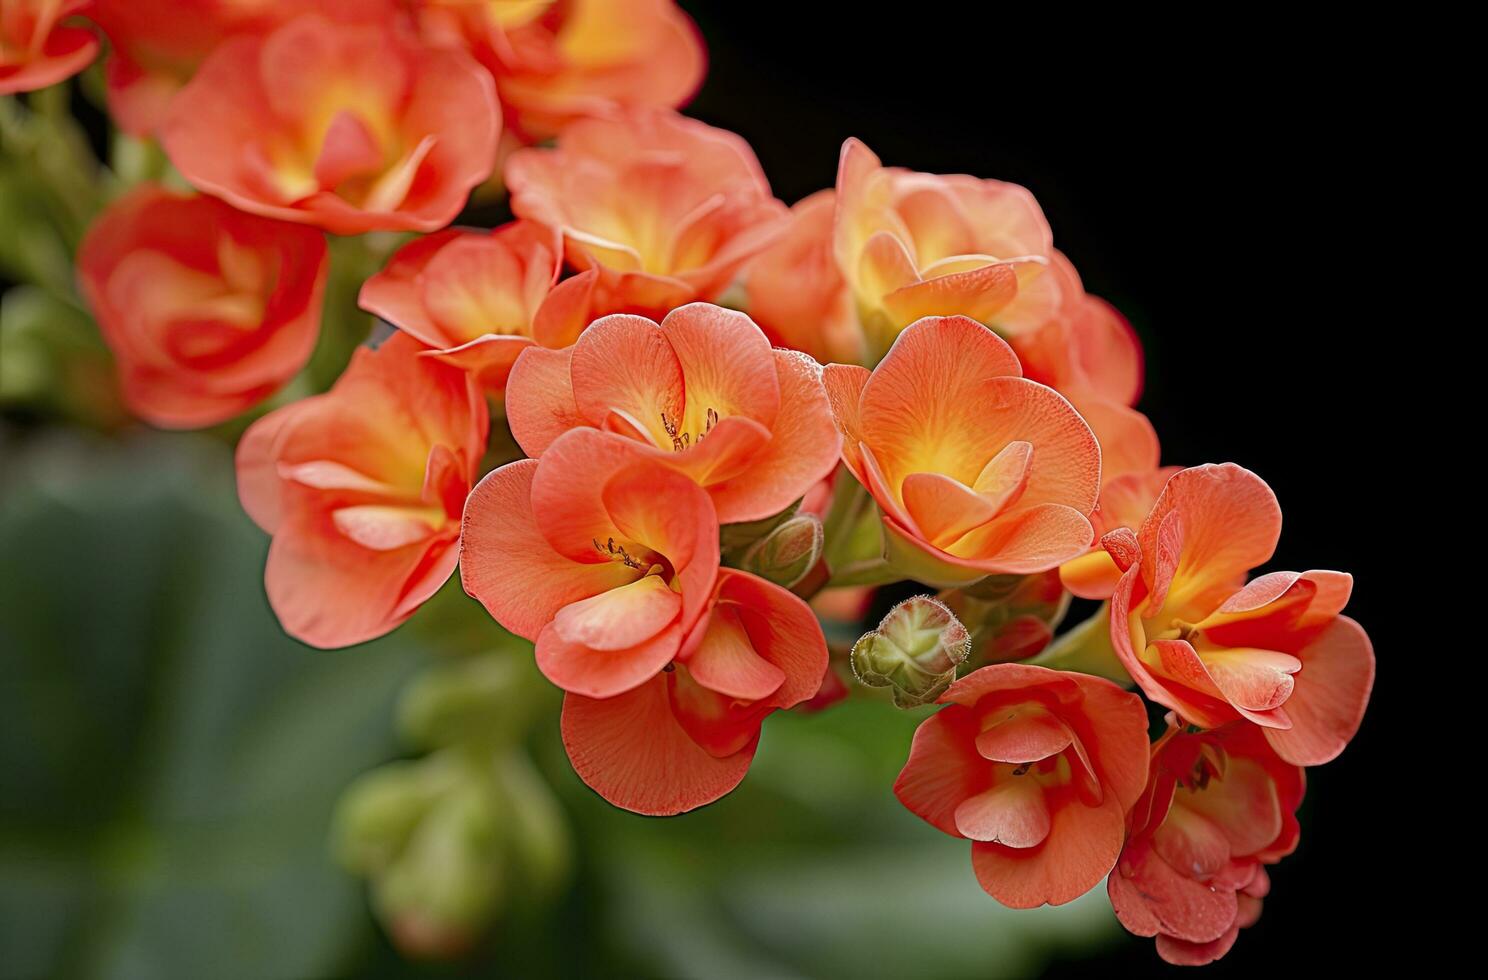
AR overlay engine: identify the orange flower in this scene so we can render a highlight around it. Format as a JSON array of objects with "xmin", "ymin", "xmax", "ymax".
[
  {"xmin": 561, "ymin": 568, "xmax": 827, "ymax": 814},
  {"xmin": 236, "ymin": 333, "xmax": 487, "ymax": 648},
  {"xmin": 461, "ymin": 428, "xmax": 719, "ymax": 698},
  {"xmin": 1109, "ymin": 720, "xmax": 1303, "ymax": 966},
  {"xmin": 89, "ymin": 1, "xmax": 396, "ymax": 134},
  {"xmin": 77, "ymin": 184, "xmax": 327, "ymax": 428},
  {"xmin": 823, "ymin": 315, "xmax": 1101, "ymax": 586},
  {"xmin": 744, "ymin": 189, "xmax": 865, "ymax": 365},
  {"xmin": 894, "ymin": 663, "xmax": 1149, "ymax": 907},
  {"xmin": 1, "ymin": 0, "xmax": 98, "ymax": 94},
  {"xmin": 505, "ymin": 303, "xmax": 841, "ymax": 524},
  {"xmin": 411, "ymin": 0, "xmax": 704, "ymax": 141},
  {"xmin": 160, "ymin": 13, "xmax": 499, "ymax": 234},
  {"xmin": 833, "ymin": 138, "xmax": 1063, "ymax": 356},
  {"xmin": 360, "ymin": 220, "xmax": 593, "ymax": 395},
  {"xmin": 460, "ymin": 427, "xmax": 825, "ymax": 814},
  {"xmin": 1106, "ymin": 463, "xmax": 1375, "ymax": 764},
  {"xmin": 1011, "ymin": 254, "xmax": 1144, "ymax": 407},
  {"xmin": 1009, "ymin": 254, "xmax": 1157, "ymax": 482},
  {"xmin": 505, "ymin": 108, "xmax": 787, "ymax": 320},
  {"xmin": 1059, "ymin": 466, "xmax": 1179, "ymax": 600}
]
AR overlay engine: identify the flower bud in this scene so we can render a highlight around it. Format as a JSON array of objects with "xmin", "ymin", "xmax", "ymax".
[
  {"xmin": 719, "ymin": 500, "xmax": 801, "ymax": 555},
  {"xmin": 941, "ymin": 569, "xmax": 1070, "ymax": 665},
  {"xmin": 397, "ymin": 653, "xmax": 550, "ymax": 751},
  {"xmin": 332, "ymin": 759, "xmax": 452, "ymax": 875},
  {"xmin": 376, "ymin": 781, "xmax": 503, "ymax": 959},
  {"xmin": 740, "ymin": 512, "xmax": 823, "ymax": 588},
  {"xmin": 850, "ymin": 595, "xmax": 970, "ymax": 707},
  {"xmin": 332, "ymin": 747, "xmax": 573, "ymax": 959}
]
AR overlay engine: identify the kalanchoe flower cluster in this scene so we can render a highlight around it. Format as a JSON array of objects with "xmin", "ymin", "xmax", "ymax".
[{"xmin": 22, "ymin": 0, "xmax": 1377, "ymax": 965}]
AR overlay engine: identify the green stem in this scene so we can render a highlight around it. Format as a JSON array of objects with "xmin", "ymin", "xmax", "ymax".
[{"xmin": 1028, "ymin": 603, "xmax": 1131, "ymax": 685}]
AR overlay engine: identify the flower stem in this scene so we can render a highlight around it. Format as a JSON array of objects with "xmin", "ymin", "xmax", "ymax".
[{"xmin": 1027, "ymin": 603, "xmax": 1131, "ymax": 685}]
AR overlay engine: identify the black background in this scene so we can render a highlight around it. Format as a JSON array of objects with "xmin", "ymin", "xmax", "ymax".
[{"xmin": 682, "ymin": 2, "xmax": 1409, "ymax": 975}]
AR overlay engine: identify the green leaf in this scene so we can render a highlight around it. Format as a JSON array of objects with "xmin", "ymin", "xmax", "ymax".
[{"xmin": 0, "ymin": 432, "xmax": 427, "ymax": 980}]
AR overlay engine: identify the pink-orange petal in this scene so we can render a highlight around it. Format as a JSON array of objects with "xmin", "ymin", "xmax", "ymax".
[
  {"xmin": 954, "ymin": 778, "xmax": 1052, "ymax": 847},
  {"xmin": 970, "ymin": 790, "xmax": 1125, "ymax": 908},
  {"xmin": 551, "ymin": 574, "xmax": 681, "ymax": 652},
  {"xmin": 1263, "ymin": 615, "xmax": 1374, "ymax": 766},
  {"xmin": 681, "ymin": 602, "xmax": 786, "ymax": 701},
  {"xmin": 974, "ymin": 704, "xmax": 1073, "ymax": 764},
  {"xmin": 568, "ymin": 313, "xmax": 684, "ymax": 444},
  {"xmin": 821, "ymin": 362, "xmax": 870, "ymax": 477},
  {"xmin": 561, "ymin": 676, "xmax": 757, "ymax": 816},
  {"xmin": 459, "ymin": 459, "xmax": 635, "ymax": 641},
  {"xmin": 893, "ymin": 706, "xmax": 987, "ymax": 838},
  {"xmin": 659, "ymin": 302, "xmax": 781, "ymax": 428},
  {"xmin": 703, "ymin": 350, "xmax": 842, "ymax": 523},
  {"xmin": 535, "ymin": 619, "xmax": 681, "ymax": 699},
  {"xmin": 1141, "ymin": 464, "xmax": 1281, "ymax": 612},
  {"xmin": 505, "ymin": 344, "xmax": 584, "ymax": 457}
]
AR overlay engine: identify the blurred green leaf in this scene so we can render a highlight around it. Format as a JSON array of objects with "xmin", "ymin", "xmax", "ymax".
[{"xmin": 0, "ymin": 432, "xmax": 427, "ymax": 980}]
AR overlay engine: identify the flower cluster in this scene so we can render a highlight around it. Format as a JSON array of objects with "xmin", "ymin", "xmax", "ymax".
[{"xmin": 16, "ymin": 1, "xmax": 1376, "ymax": 965}]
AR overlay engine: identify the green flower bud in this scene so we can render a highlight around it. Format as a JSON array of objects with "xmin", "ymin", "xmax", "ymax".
[
  {"xmin": 740, "ymin": 512, "xmax": 823, "ymax": 588},
  {"xmin": 850, "ymin": 595, "xmax": 970, "ymax": 707},
  {"xmin": 332, "ymin": 747, "xmax": 574, "ymax": 960},
  {"xmin": 376, "ymin": 781, "xmax": 503, "ymax": 959},
  {"xmin": 397, "ymin": 653, "xmax": 547, "ymax": 750},
  {"xmin": 332, "ymin": 759, "xmax": 453, "ymax": 875}
]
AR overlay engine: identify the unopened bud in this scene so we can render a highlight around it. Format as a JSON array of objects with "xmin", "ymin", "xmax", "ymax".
[
  {"xmin": 740, "ymin": 513, "xmax": 823, "ymax": 588},
  {"xmin": 942, "ymin": 569, "xmax": 1069, "ymax": 665},
  {"xmin": 398, "ymin": 653, "xmax": 548, "ymax": 750},
  {"xmin": 333, "ymin": 759, "xmax": 451, "ymax": 874},
  {"xmin": 850, "ymin": 595, "xmax": 970, "ymax": 707},
  {"xmin": 376, "ymin": 783, "xmax": 503, "ymax": 959}
]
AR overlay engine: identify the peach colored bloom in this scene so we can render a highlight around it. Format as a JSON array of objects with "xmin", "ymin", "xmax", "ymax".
[
  {"xmin": 833, "ymin": 138, "xmax": 1063, "ymax": 356},
  {"xmin": 1, "ymin": 0, "xmax": 98, "ymax": 94},
  {"xmin": 1011, "ymin": 254, "xmax": 1144, "ymax": 410},
  {"xmin": 237, "ymin": 333, "xmax": 487, "ymax": 648},
  {"xmin": 1010, "ymin": 254, "xmax": 1157, "ymax": 482},
  {"xmin": 461, "ymin": 427, "xmax": 719, "ymax": 699},
  {"xmin": 411, "ymin": 0, "xmax": 704, "ymax": 141},
  {"xmin": 1107, "ymin": 463, "xmax": 1375, "ymax": 765},
  {"xmin": 505, "ymin": 303, "xmax": 841, "ymax": 524},
  {"xmin": 823, "ymin": 315, "xmax": 1101, "ymax": 586},
  {"xmin": 88, "ymin": 1, "xmax": 396, "ymax": 134},
  {"xmin": 505, "ymin": 108, "xmax": 787, "ymax": 320},
  {"xmin": 461, "ymin": 427, "xmax": 825, "ymax": 813},
  {"xmin": 160, "ymin": 13, "xmax": 499, "ymax": 234},
  {"xmin": 1059, "ymin": 466, "xmax": 1179, "ymax": 600},
  {"xmin": 359, "ymin": 220, "xmax": 593, "ymax": 395},
  {"xmin": 77, "ymin": 184, "xmax": 327, "ymax": 428},
  {"xmin": 744, "ymin": 189, "xmax": 865, "ymax": 365},
  {"xmin": 1109, "ymin": 720, "xmax": 1303, "ymax": 966},
  {"xmin": 561, "ymin": 567, "xmax": 827, "ymax": 814},
  {"xmin": 895, "ymin": 663, "xmax": 1149, "ymax": 907}
]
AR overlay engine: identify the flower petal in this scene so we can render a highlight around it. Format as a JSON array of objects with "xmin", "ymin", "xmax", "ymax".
[
  {"xmin": 1264, "ymin": 615, "xmax": 1374, "ymax": 765},
  {"xmin": 704, "ymin": 350, "xmax": 842, "ymax": 523},
  {"xmin": 506, "ymin": 344, "xmax": 585, "ymax": 457},
  {"xmin": 561, "ymin": 676, "xmax": 757, "ymax": 816},
  {"xmin": 970, "ymin": 790, "xmax": 1125, "ymax": 908},
  {"xmin": 552, "ymin": 574, "xmax": 682, "ymax": 652},
  {"xmin": 1141, "ymin": 464, "xmax": 1281, "ymax": 614},
  {"xmin": 954, "ymin": 777, "xmax": 1052, "ymax": 847},
  {"xmin": 536, "ymin": 619, "xmax": 680, "ymax": 699},
  {"xmin": 460, "ymin": 459, "xmax": 636, "ymax": 641}
]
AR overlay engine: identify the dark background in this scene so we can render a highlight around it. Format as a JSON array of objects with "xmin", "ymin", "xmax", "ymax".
[{"xmin": 682, "ymin": 2, "xmax": 1406, "ymax": 975}]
